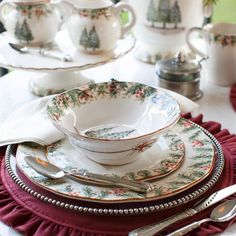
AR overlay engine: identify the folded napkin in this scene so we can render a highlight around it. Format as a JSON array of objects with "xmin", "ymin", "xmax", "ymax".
[
  {"xmin": 0, "ymin": 96, "xmax": 65, "ymax": 147},
  {"xmin": 0, "ymin": 89, "xmax": 199, "ymax": 147},
  {"xmin": 230, "ymin": 83, "xmax": 236, "ymax": 112}
]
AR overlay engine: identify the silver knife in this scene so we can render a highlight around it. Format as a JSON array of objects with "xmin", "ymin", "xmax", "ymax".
[
  {"xmin": 9, "ymin": 43, "xmax": 72, "ymax": 62},
  {"xmin": 128, "ymin": 184, "xmax": 236, "ymax": 236}
]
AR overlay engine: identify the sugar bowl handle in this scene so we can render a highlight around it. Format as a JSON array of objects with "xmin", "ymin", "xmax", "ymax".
[{"xmin": 113, "ymin": 2, "xmax": 136, "ymax": 38}]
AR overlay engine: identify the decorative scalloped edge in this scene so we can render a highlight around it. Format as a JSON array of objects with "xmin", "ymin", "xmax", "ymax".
[{"xmin": 5, "ymin": 119, "xmax": 224, "ymax": 216}]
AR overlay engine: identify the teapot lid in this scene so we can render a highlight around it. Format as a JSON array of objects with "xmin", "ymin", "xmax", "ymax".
[
  {"xmin": 155, "ymin": 52, "xmax": 201, "ymax": 82},
  {"xmin": 75, "ymin": 0, "xmax": 113, "ymax": 9}
]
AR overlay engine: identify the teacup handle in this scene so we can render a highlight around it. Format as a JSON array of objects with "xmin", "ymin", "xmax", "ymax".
[
  {"xmin": 0, "ymin": 0, "xmax": 15, "ymax": 26},
  {"xmin": 186, "ymin": 27, "xmax": 209, "ymax": 60},
  {"xmin": 113, "ymin": 2, "xmax": 136, "ymax": 38}
]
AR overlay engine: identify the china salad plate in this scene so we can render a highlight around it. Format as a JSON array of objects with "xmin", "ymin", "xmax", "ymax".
[{"xmin": 15, "ymin": 118, "xmax": 216, "ymax": 203}]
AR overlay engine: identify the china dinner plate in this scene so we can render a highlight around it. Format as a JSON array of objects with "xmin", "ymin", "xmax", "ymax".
[
  {"xmin": 5, "ymin": 119, "xmax": 224, "ymax": 215},
  {"xmin": 46, "ymin": 130, "xmax": 185, "ymax": 181},
  {"xmin": 0, "ymin": 31, "xmax": 135, "ymax": 72},
  {"xmin": 16, "ymin": 119, "xmax": 216, "ymax": 203}
]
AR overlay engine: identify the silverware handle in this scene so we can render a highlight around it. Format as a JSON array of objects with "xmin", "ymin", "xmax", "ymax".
[
  {"xmin": 167, "ymin": 219, "xmax": 210, "ymax": 236},
  {"xmin": 40, "ymin": 49, "xmax": 72, "ymax": 62},
  {"xmin": 128, "ymin": 209, "xmax": 196, "ymax": 236},
  {"xmin": 81, "ymin": 172, "xmax": 154, "ymax": 193}
]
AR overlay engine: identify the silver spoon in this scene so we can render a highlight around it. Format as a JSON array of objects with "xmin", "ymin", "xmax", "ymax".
[
  {"xmin": 167, "ymin": 199, "xmax": 236, "ymax": 236},
  {"xmin": 24, "ymin": 155, "xmax": 154, "ymax": 193},
  {"xmin": 9, "ymin": 43, "xmax": 72, "ymax": 62}
]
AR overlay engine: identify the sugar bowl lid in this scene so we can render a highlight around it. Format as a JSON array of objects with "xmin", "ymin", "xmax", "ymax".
[{"xmin": 156, "ymin": 53, "xmax": 202, "ymax": 82}]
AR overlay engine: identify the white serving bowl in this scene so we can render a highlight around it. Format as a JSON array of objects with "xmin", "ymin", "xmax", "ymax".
[{"xmin": 47, "ymin": 80, "xmax": 180, "ymax": 165}]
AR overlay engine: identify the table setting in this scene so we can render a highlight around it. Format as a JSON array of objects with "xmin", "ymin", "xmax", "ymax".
[{"xmin": 0, "ymin": 0, "xmax": 236, "ymax": 235}]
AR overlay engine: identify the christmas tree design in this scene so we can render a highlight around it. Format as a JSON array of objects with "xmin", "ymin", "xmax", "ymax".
[
  {"xmin": 85, "ymin": 126, "xmax": 135, "ymax": 139},
  {"xmin": 157, "ymin": 0, "xmax": 171, "ymax": 28},
  {"xmin": 146, "ymin": 0, "xmax": 158, "ymax": 27},
  {"xmin": 15, "ymin": 21, "xmax": 22, "ymax": 40},
  {"xmin": 79, "ymin": 27, "xmax": 89, "ymax": 50},
  {"xmin": 145, "ymin": 0, "xmax": 184, "ymax": 31},
  {"xmin": 89, "ymin": 26, "xmax": 100, "ymax": 51},
  {"xmin": 15, "ymin": 19, "xmax": 34, "ymax": 43},
  {"xmin": 79, "ymin": 26, "xmax": 100, "ymax": 51},
  {"xmin": 170, "ymin": 1, "xmax": 181, "ymax": 28}
]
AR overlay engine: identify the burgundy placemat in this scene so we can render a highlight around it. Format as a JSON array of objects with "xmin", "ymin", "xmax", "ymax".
[
  {"xmin": 0, "ymin": 114, "xmax": 236, "ymax": 236},
  {"xmin": 230, "ymin": 83, "xmax": 236, "ymax": 111}
]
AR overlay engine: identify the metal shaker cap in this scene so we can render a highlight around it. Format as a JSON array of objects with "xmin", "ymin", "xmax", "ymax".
[{"xmin": 156, "ymin": 52, "xmax": 201, "ymax": 81}]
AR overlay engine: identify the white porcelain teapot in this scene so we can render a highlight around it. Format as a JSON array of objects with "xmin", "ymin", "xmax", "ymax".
[
  {"xmin": 0, "ymin": 0, "xmax": 72, "ymax": 46},
  {"xmin": 66, "ymin": 0, "xmax": 136, "ymax": 53}
]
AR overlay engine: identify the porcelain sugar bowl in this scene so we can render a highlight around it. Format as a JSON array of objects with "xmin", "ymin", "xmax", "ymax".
[
  {"xmin": 47, "ymin": 80, "xmax": 180, "ymax": 165},
  {"xmin": 0, "ymin": 0, "xmax": 70, "ymax": 46},
  {"xmin": 66, "ymin": 0, "xmax": 136, "ymax": 53}
]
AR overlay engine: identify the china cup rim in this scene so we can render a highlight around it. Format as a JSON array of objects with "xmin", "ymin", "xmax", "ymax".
[
  {"xmin": 204, "ymin": 22, "xmax": 236, "ymax": 36},
  {"xmin": 47, "ymin": 81, "xmax": 181, "ymax": 143}
]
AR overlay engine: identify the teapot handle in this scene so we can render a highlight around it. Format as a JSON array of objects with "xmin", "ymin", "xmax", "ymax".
[
  {"xmin": 113, "ymin": 2, "xmax": 136, "ymax": 38},
  {"xmin": 0, "ymin": 0, "xmax": 16, "ymax": 26}
]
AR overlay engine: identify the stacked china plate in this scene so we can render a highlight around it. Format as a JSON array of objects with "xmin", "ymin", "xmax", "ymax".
[{"xmin": 6, "ymin": 80, "xmax": 224, "ymax": 215}]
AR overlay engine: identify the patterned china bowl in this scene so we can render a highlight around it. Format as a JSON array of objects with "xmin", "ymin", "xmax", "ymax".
[{"xmin": 47, "ymin": 80, "xmax": 180, "ymax": 165}]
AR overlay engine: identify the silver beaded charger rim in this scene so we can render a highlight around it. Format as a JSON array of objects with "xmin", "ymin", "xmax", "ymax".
[{"xmin": 5, "ymin": 120, "xmax": 224, "ymax": 216}]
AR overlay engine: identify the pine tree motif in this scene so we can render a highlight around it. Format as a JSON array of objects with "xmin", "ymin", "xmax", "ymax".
[
  {"xmin": 88, "ymin": 26, "xmax": 100, "ymax": 51},
  {"xmin": 79, "ymin": 26, "xmax": 101, "ymax": 51},
  {"xmin": 146, "ymin": 0, "xmax": 158, "ymax": 26},
  {"xmin": 157, "ymin": 0, "xmax": 171, "ymax": 28},
  {"xmin": 14, "ymin": 21, "xmax": 22, "ymax": 40},
  {"xmin": 82, "ymin": 186, "xmax": 96, "ymax": 197},
  {"xmin": 85, "ymin": 127, "xmax": 115, "ymax": 138},
  {"xmin": 15, "ymin": 19, "xmax": 34, "ymax": 43},
  {"xmin": 79, "ymin": 27, "xmax": 89, "ymax": 50},
  {"xmin": 145, "ymin": 0, "xmax": 183, "ymax": 30},
  {"xmin": 170, "ymin": 0, "xmax": 181, "ymax": 28},
  {"xmin": 85, "ymin": 127, "xmax": 135, "ymax": 139},
  {"xmin": 21, "ymin": 19, "xmax": 34, "ymax": 42}
]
